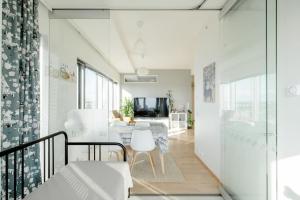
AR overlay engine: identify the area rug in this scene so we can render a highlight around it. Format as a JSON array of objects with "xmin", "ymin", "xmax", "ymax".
[{"xmin": 131, "ymin": 153, "xmax": 185, "ymax": 182}]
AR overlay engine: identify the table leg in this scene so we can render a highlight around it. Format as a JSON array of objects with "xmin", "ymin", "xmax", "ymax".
[{"xmin": 160, "ymin": 153, "xmax": 165, "ymax": 175}]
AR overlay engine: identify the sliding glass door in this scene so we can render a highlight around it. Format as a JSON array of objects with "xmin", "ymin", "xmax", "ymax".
[{"xmin": 219, "ymin": 0, "xmax": 277, "ymax": 199}]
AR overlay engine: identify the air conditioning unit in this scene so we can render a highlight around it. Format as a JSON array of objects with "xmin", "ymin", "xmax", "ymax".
[{"xmin": 123, "ymin": 74, "xmax": 158, "ymax": 83}]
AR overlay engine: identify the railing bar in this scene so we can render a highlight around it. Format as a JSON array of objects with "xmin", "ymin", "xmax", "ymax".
[
  {"xmin": 68, "ymin": 142, "xmax": 126, "ymax": 161},
  {"xmin": 65, "ymin": 137, "xmax": 68, "ymax": 165},
  {"xmin": 21, "ymin": 149, "xmax": 25, "ymax": 198},
  {"xmin": 14, "ymin": 152, "xmax": 17, "ymax": 200},
  {"xmin": 43, "ymin": 141, "xmax": 45, "ymax": 182},
  {"xmin": 0, "ymin": 135, "xmax": 128, "ymax": 200},
  {"xmin": 0, "ymin": 131, "xmax": 67, "ymax": 157},
  {"xmin": 52, "ymin": 138, "xmax": 54, "ymax": 175},
  {"xmin": 93, "ymin": 145, "xmax": 95, "ymax": 160},
  {"xmin": 48, "ymin": 139, "xmax": 50, "ymax": 179},
  {"xmin": 88, "ymin": 145, "xmax": 90, "ymax": 161},
  {"xmin": 5, "ymin": 154, "xmax": 9, "ymax": 200},
  {"xmin": 0, "ymin": 132, "xmax": 69, "ymax": 199}
]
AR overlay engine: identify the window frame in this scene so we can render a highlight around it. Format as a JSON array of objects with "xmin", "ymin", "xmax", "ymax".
[{"xmin": 77, "ymin": 59, "xmax": 119, "ymax": 110}]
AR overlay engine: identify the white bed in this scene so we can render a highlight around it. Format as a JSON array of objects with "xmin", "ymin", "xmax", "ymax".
[{"xmin": 24, "ymin": 161, "xmax": 133, "ymax": 200}]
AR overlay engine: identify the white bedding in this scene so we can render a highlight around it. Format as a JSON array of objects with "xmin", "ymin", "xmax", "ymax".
[{"xmin": 24, "ymin": 161, "xmax": 133, "ymax": 200}]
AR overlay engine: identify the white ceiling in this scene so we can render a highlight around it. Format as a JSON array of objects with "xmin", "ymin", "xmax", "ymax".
[
  {"xmin": 44, "ymin": 0, "xmax": 226, "ymax": 10},
  {"xmin": 112, "ymin": 11, "xmax": 218, "ymax": 70},
  {"xmin": 45, "ymin": 0, "xmax": 226, "ymax": 73},
  {"xmin": 70, "ymin": 19, "xmax": 135, "ymax": 73}
]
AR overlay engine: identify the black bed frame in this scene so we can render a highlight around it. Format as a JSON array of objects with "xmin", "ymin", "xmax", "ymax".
[{"xmin": 0, "ymin": 131, "xmax": 128, "ymax": 200}]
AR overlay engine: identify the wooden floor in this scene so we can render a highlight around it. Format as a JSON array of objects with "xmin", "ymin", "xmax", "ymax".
[{"xmin": 131, "ymin": 129, "xmax": 220, "ymax": 195}]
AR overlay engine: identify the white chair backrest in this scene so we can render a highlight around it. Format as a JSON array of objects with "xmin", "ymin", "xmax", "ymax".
[
  {"xmin": 135, "ymin": 121, "xmax": 150, "ymax": 127},
  {"xmin": 130, "ymin": 130, "xmax": 155, "ymax": 152}
]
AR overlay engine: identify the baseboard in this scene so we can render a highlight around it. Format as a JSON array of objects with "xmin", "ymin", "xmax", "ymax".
[
  {"xmin": 219, "ymin": 186, "xmax": 233, "ymax": 200},
  {"xmin": 194, "ymin": 154, "xmax": 233, "ymax": 200},
  {"xmin": 194, "ymin": 154, "xmax": 221, "ymax": 185}
]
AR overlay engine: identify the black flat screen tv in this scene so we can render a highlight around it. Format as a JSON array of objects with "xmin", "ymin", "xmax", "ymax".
[{"xmin": 134, "ymin": 97, "xmax": 169, "ymax": 118}]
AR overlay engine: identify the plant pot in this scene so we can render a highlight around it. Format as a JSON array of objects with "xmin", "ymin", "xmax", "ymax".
[{"xmin": 123, "ymin": 117, "xmax": 132, "ymax": 123}]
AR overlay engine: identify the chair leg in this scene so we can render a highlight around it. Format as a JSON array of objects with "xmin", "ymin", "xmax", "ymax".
[
  {"xmin": 131, "ymin": 151, "xmax": 137, "ymax": 172},
  {"xmin": 147, "ymin": 152, "xmax": 156, "ymax": 177},
  {"xmin": 150, "ymin": 152, "xmax": 156, "ymax": 167},
  {"xmin": 130, "ymin": 151, "xmax": 135, "ymax": 166}
]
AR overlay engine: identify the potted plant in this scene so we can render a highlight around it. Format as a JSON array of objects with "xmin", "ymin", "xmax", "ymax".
[
  {"xmin": 187, "ymin": 109, "xmax": 194, "ymax": 129},
  {"xmin": 121, "ymin": 98, "xmax": 134, "ymax": 123},
  {"xmin": 166, "ymin": 90, "xmax": 175, "ymax": 113}
]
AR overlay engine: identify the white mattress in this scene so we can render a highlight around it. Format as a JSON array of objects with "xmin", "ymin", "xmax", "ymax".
[{"xmin": 24, "ymin": 161, "xmax": 133, "ymax": 200}]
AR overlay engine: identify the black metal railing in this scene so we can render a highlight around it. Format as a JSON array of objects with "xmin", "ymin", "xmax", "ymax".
[
  {"xmin": 0, "ymin": 131, "xmax": 127, "ymax": 200},
  {"xmin": 68, "ymin": 142, "xmax": 127, "ymax": 162}
]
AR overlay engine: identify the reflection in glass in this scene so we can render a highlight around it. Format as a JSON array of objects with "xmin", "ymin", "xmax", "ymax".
[
  {"xmin": 221, "ymin": 74, "xmax": 267, "ymax": 200},
  {"xmin": 221, "ymin": 75, "xmax": 266, "ymax": 123}
]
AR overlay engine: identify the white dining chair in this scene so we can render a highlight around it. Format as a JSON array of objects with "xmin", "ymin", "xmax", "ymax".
[
  {"xmin": 108, "ymin": 132, "xmax": 124, "ymax": 161},
  {"xmin": 130, "ymin": 130, "xmax": 156, "ymax": 177}
]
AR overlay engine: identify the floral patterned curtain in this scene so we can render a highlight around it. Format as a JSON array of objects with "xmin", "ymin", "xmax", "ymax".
[{"xmin": 1, "ymin": 0, "xmax": 41, "ymax": 198}]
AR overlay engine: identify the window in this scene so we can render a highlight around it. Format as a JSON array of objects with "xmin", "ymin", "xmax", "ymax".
[
  {"xmin": 97, "ymin": 75, "xmax": 103, "ymax": 109},
  {"xmin": 84, "ymin": 68, "xmax": 97, "ymax": 109},
  {"xmin": 108, "ymin": 80, "xmax": 113, "ymax": 111},
  {"xmin": 77, "ymin": 60, "xmax": 120, "ymax": 119},
  {"xmin": 113, "ymin": 83, "xmax": 120, "ymax": 110},
  {"xmin": 102, "ymin": 78, "xmax": 109, "ymax": 110}
]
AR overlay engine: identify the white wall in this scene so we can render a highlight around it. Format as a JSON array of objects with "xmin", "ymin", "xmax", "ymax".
[
  {"xmin": 277, "ymin": 0, "xmax": 300, "ymax": 199},
  {"xmin": 39, "ymin": 3, "xmax": 50, "ymax": 137},
  {"xmin": 49, "ymin": 19, "xmax": 120, "ymax": 133},
  {"xmin": 120, "ymin": 70, "xmax": 192, "ymax": 111},
  {"xmin": 193, "ymin": 13, "xmax": 221, "ymax": 178}
]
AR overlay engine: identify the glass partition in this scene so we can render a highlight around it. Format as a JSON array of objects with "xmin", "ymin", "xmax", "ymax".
[
  {"xmin": 219, "ymin": 0, "xmax": 277, "ymax": 199},
  {"xmin": 48, "ymin": 15, "xmax": 115, "ymax": 163}
]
